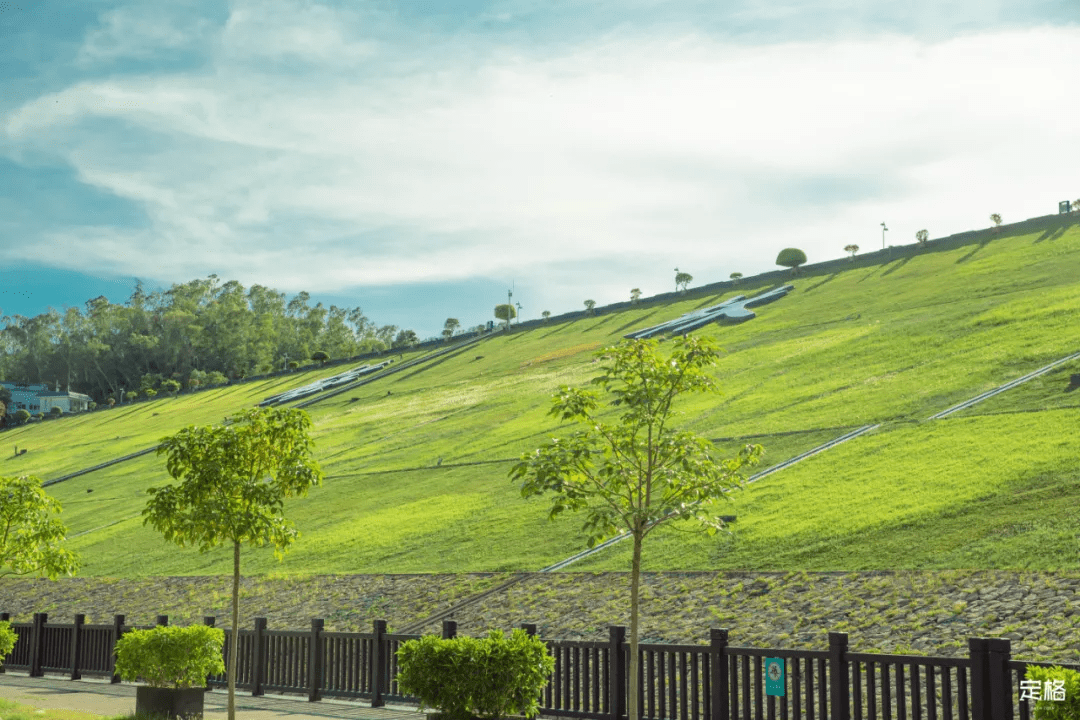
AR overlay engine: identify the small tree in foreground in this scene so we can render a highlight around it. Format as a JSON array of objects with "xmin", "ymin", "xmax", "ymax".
[
  {"xmin": 776, "ymin": 248, "xmax": 807, "ymax": 275},
  {"xmin": 584, "ymin": 299, "xmax": 596, "ymax": 315},
  {"xmin": 143, "ymin": 407, "xmax": 324, "ymax": 720},
  {"xmin": 916, "ymin": 229, "xmax": 929, "ymax": 246},
  {"xmin": 729, "ymin": 272, "xmax": 742, "ymax": 285},
  {"xmin": 0, "ymin": 474, "xmax": 80, "ymax": 579},
  {"xmin": 844, "ymin": 244, "xmax": 859, "ymax": 261},
  {"xmin": 630, "ymin": 288, "xmax": 642, "ymax": 304},
  {"xmin": 509, "ymin": 336, "xmax": 764, "ymax": 720},
  {"xmin": 990, "ymin": 213, "xmax": 1002, "ymax": 232}
]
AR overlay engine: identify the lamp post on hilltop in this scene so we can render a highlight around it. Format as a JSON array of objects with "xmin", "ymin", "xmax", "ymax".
[{"xmin": 881, "ymin": 222, "xmax": 888, "ymax": 249}]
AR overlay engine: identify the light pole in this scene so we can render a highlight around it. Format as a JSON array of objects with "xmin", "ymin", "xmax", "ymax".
[{"xmin": 881, "ymin": 222, "xmax": 888, "ymax": 249}]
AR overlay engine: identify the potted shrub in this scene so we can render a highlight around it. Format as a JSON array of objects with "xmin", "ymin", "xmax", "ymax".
[
  {"xmin": 396, "ymin": 628, "xmax": 555, "ymax": 720},
  {"xmin": 114, "ymin": 624, "xmax": 225, "ymax": 720}
]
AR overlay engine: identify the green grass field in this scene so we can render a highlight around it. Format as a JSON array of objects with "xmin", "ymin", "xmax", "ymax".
[{"xmin": 8, "ymin": 215, "xmax": 1080, "ymax": 577}]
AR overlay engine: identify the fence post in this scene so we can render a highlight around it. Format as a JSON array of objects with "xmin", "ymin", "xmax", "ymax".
[
  {"xmin": 371, "ymin": 620, "xmax": 386, "ymax": 708},
  {"xmin": 987, "ymin": 638, "xmax": 1012, "ymax": 720},
  {"xmin": 710, "ymin": 629, "xmax": 728, "ymax": 720},
  {"xmin": 829, "ymin": 632, "xmax": 851, "ymax": 720},
  {"xmin": 442, "ymin": 620, "xmax": 457, "ymax": 639},
  {"xmin": 203, "ymin": 617, "xmax": 216, "ymax": 690},
  {"xmin": 252, "ymin": 618, "xmax": 267, "ymax": 697},
  {"xmin": 609, "ymin": 626, "xmax": 626, "ymax": 720},
  {"xmin": 969, "ymin": 638, "xmax": 990, "ymax": 720},
  {"xmin": 0, "ymin": 613, "xmax": 7, "ymax": 674},
  {"xmin": 110, "ymin": 615, "xmax": 125, "ymax": 684},
  {"xmin": 29, "ymin": 612, "xmax": 46, "ymax": 677},
  {"xmin": 70, "ymin": 614, "xmax": 85, "ymax": 681},
  {"xmin": 307, "ymin": 618, "xmax": 324, "ymax": 703}
]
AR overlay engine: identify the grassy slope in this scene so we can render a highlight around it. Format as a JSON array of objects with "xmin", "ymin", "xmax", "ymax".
[{"xmin": 21, "ymin": 217, "xmax": 1080, "ymax": 576}]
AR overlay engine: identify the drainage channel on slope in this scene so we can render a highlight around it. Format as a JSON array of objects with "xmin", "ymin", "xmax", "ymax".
[
  {"xmin": 396, "ymin": 423, "xmax": 881, "ymax": 634},
  {"xmin": 39, "ymin": 333, "xmax": 497, "ymax": 489},
  {"xmin": 927, "ymin": 349, "xmax": 1080, "ymax": 419},
  {"xmin": 392, "ymin": 349, "xmax": 1080, "ymax": 631}
]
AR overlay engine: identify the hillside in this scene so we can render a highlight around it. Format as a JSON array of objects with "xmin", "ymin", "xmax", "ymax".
[{"xmin": 5, "ymin": 214, "xmax": 1080, "ymax": 578}]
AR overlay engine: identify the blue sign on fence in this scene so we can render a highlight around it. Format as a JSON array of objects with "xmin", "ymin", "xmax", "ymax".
[{"xmin": 764, "ymin": 658, "xmax": 785, "ymax": 696}]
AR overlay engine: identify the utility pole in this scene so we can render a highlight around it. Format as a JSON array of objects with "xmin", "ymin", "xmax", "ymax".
[
  {"xmin": 881, "ymin": 222, "xmax": 888, "ymax": 249},
  {"xmin": 506, "ymin": 282, "xmax": 513, "ymax": 332}
]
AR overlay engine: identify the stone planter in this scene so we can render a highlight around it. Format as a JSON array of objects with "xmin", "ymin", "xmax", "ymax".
[{"xmin": 135, "ymin": 685, "xmax": 206, "ymax": 719}]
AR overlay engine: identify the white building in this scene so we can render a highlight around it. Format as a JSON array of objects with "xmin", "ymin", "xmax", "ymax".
[{"xmin": 1, "ymin": 381, "xmax": 93, "ymax": 414}]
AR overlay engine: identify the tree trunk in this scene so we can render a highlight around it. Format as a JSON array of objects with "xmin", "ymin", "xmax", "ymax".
[
  {"xmin": 228, "ymin": 540, "xmax": 240, "ymax": 720},
  {"xmin": 628, "ymin": 531, "xmax": 643, "ymax": 720}
]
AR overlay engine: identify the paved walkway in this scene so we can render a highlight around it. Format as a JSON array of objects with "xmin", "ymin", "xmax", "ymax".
[{"xmin": 0, "ymin": 672, "xmax": 426, "ymax": 719}]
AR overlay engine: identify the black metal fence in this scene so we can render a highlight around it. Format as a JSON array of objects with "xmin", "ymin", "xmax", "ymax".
[{"xmin": 2, "ymin": 612, "xmax": 1077, "ymax": 720}]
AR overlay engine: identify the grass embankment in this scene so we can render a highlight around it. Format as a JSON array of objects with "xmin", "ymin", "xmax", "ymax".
[{"xmin": 8, "ymin": 217, "xmax": 1080, "ymax": 576}]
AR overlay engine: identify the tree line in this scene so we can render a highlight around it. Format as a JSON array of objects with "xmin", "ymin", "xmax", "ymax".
[{"xmin": 0, "ymin": 274, "xmax": 419, "ymax": 405}]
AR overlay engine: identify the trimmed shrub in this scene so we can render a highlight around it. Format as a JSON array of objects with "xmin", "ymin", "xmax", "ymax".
[
  {"xmin": 161, "ymin": 379, "xmax": 181, "ymax": 397},
  {"xmin": 49, "ymin": 406, "xmax": 62, "ymax": 417},
  {"xmin": 776, "ymin": 248, "xmax": 808, "ymax": 275},
  {"xmin": 0, "ymin": 621, "xmax": 16, "ymax": 667},
  {"xmin": 114, "ymin": 624, "xmax": 225, "ymax": 689},
  {"xmin": 87, "ymin": 401, "xmax": 97, "ymax": 411},
  {"xmin": 396, "ymin": 628, "xmax": 555, "ymax": 720},
  {"xmin": 1023, "ymin": 665, "xmax": 1080, "ymax": 718},
  {"xmin": 143, "ymin": 388, "xmax": 158, "ymax": 399},
  {"xmin": 205, "ymin": 371, "xmax": 228, "ymax": 386},
  {"xmin": 127, "ymin": 391, "xmax": 140, "ymax": 402},
  {"xmin": 287, "ymin": 361, "xmax": 299, "ymax": 370},
  {"xmin": 312, "ymin": 351, "xmax": 330, "ymax": 366}
]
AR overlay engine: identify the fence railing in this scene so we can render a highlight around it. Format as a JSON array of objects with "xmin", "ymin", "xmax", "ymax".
[{"xmin": 2, "ymin": 612, "xmax": 1077, "ymax": 720}]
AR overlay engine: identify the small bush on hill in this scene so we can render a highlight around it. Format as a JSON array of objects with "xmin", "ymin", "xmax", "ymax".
[
  {"xmin": 13, "ymin": 409, "xmax": 30, "ymax": 425},
  {"xmin": 49, "ymin": 407, "xmax": 62, "ymax": 417}
]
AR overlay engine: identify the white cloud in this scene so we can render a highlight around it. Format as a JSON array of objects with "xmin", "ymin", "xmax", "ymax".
[{"xmin": 3, "ymin": 6, "xmax": 1078, "ymax": 316}]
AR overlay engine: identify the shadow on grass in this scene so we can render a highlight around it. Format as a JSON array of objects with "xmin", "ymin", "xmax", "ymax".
[
  {"xmin": 613, "ymin": 309, "xmax": 662, "ymax": 335},
  {"xmin": 1034, "ymin": 226, "xmax": 1068, "ymax": 244},
  {"xmin": 881, "ymin": 256, "xmax": 914, "ymax": 277},
  {"xmin": 956, "ymin": 237, "xmax": 994, "ymax": 264},
  {"xmin": 802, "ymin": 272, "xmax": 841, "ymax": 294}
]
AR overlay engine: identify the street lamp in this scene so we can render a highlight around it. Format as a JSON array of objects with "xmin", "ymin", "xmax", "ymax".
[{"xmin": 881, "ymin": 222, "xmax": 888, "ymax": 249}]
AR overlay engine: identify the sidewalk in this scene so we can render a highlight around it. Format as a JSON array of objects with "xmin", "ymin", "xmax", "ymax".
[{"xmin": 0, "ymin": 672, "xmax": 426, "ymax": 720}]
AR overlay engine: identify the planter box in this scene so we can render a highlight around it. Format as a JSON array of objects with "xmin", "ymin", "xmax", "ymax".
[
  {"xmin": 426, "ymin": 714, "xmax": 531, "ymax": 720},
  {"xmin": 136, "ymin": 685, "xmax": 206, "ymax": 719}
]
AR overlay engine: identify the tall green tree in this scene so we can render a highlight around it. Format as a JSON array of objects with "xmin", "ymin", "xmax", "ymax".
[
  {"xmin": 729, "ymin": 272, "xmax": 743, "ymax": 285},
  {"xmin": 0, "ymin": 475, "xmax": 80, "ymax": 579},
  {"xmin": 143, "ymin": 408, "xmax": 324, "ymax": 720},
  {"xmin": 630, "ymin": 289, "xmax": 642, "ymax": 305},
  {"xmin": 844, "ymin": 244, "xmax": 859, "ymax": 261},
  {"xmin": 990, "ymin": 213, "xmax": 1002, "ymax": 232},
  {"xmin": 916, "ymin": 229, "xmax": 929, "ymax": 245},
  {"xmin": 442, "ymin": 318, "xmax": 461, "ymax": 340},
  {"xmin": 584, "ymin": 299, "xmax": 597, "ymax": 315},
  {"xmin": 509, "ymin": 336, "xmax": 763, "ymax": 720}
]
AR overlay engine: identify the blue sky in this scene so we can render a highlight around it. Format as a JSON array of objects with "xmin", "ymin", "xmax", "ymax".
[{"xmin": 2, "ymin": 1, "xmax": 1078, "ymax": 341}]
